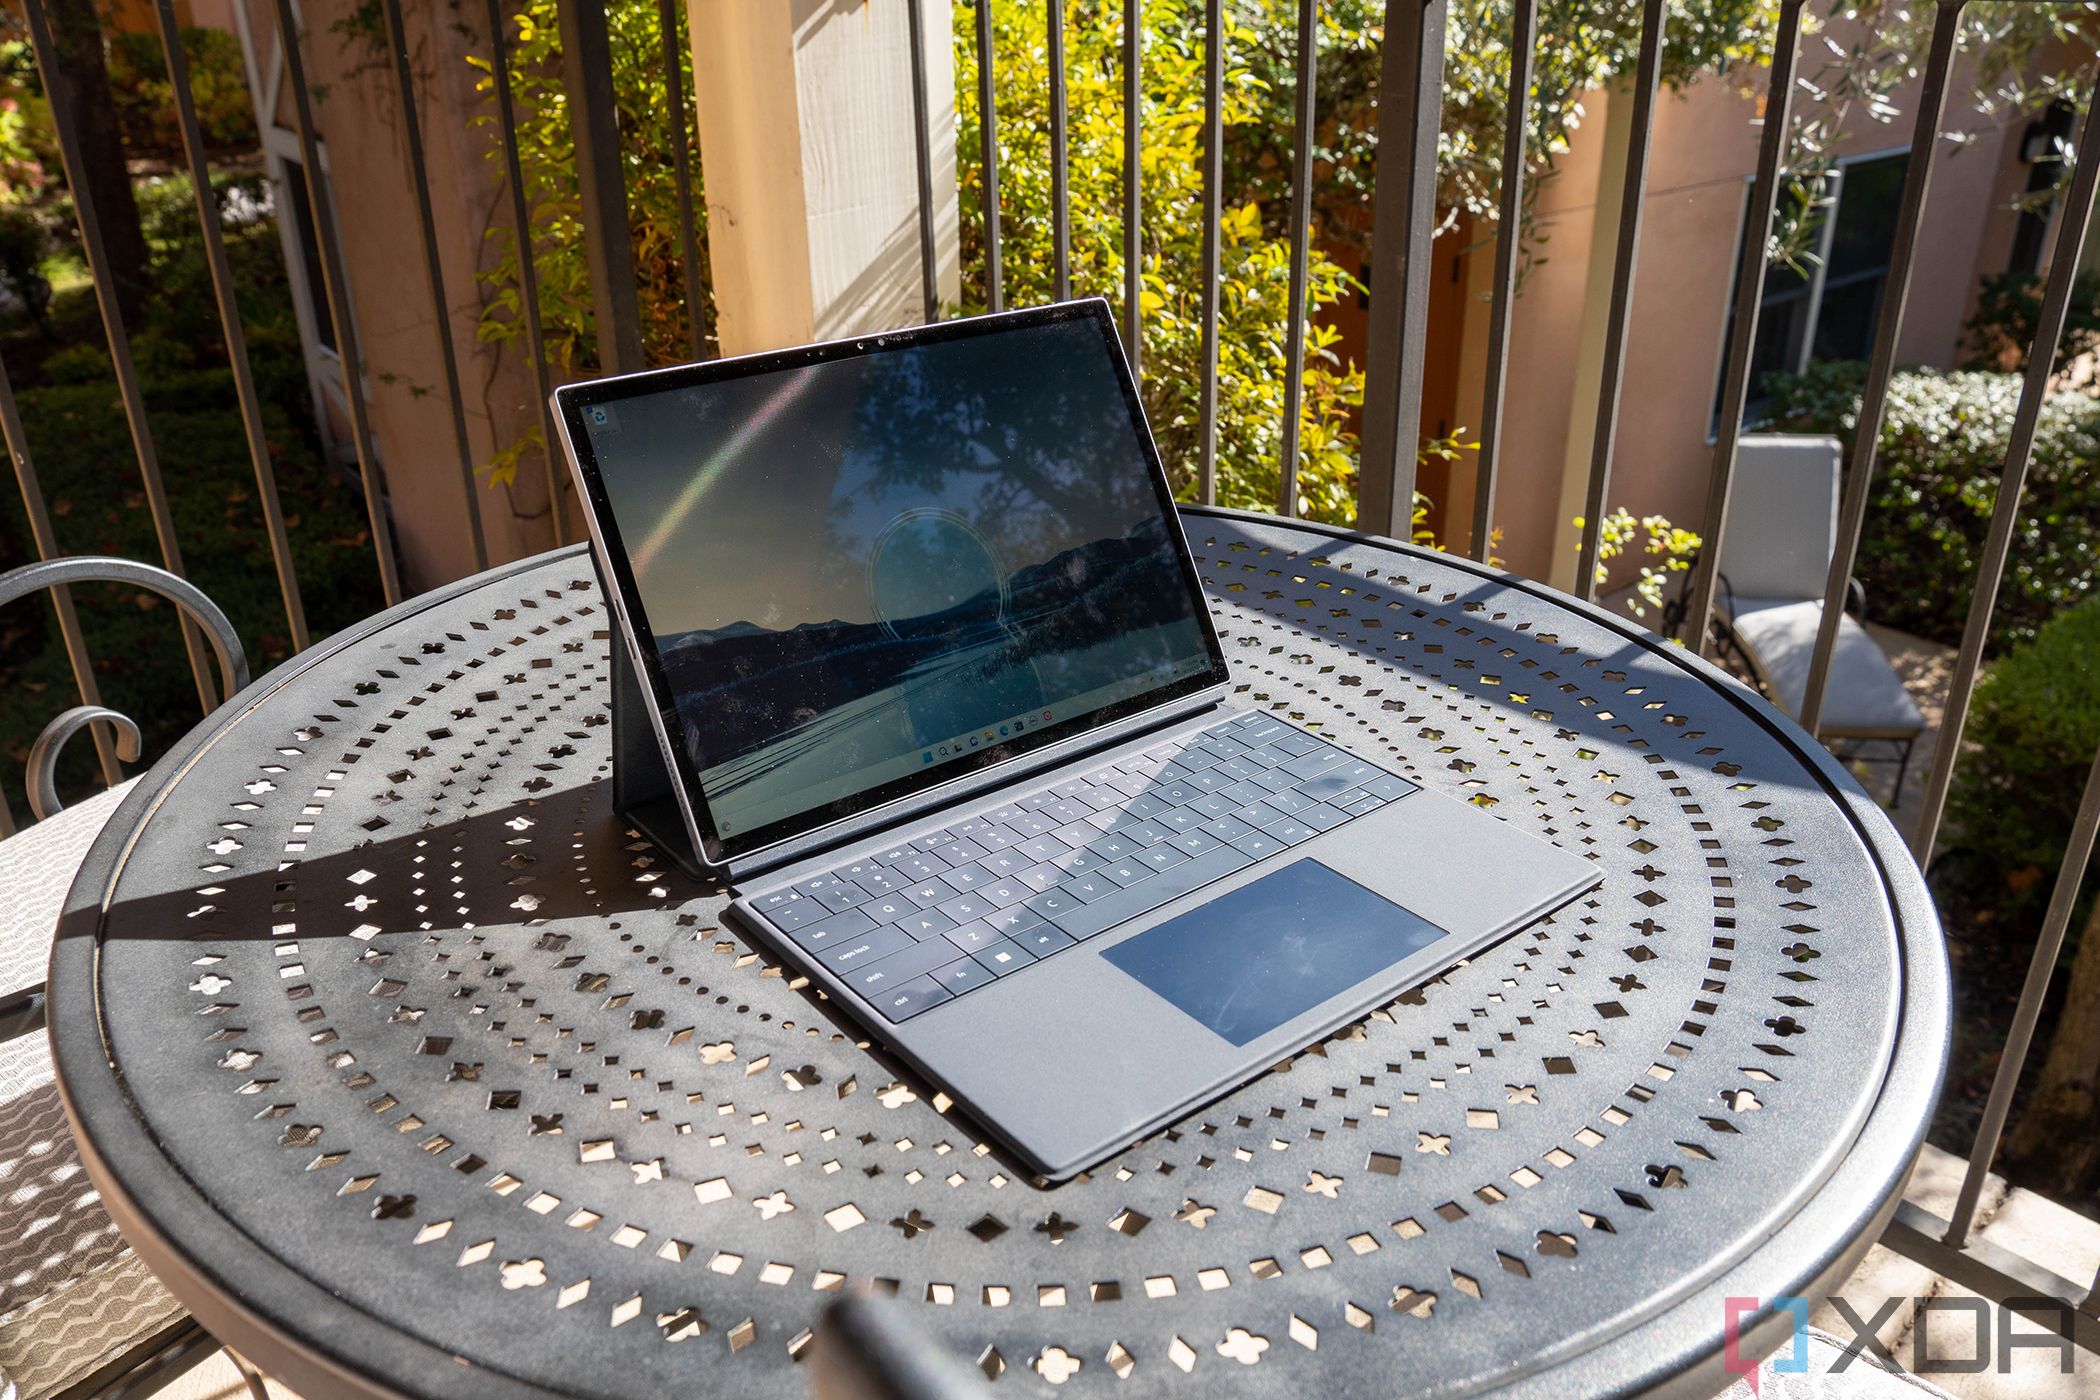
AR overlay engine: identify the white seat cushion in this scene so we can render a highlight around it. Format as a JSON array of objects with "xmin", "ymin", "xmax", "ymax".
[
  {"xmin": 0, "ymin": 781, "xmax": 136, "ymax": 1001},
  {"xmin": 1725, "ymin": 598, "xmax": 1924, "ymax": 741},
  {"xmin": 0, "ymin": 779, "xmax": 186, "ymax": 1400}
]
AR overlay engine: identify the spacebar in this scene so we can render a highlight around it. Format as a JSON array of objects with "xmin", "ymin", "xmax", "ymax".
[{"xmin": 1048, "ymin": 846, "xmax": 1257, "ymax": 941}]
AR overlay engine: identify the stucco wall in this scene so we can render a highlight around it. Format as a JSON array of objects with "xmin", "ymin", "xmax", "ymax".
[{"xmin": 1477, "ymin": 34, "xmax": 2037, "ymax": 582}]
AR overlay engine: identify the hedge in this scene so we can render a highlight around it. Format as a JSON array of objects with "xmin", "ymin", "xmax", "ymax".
[{"xmin": 1759, "ymin": 362, "xmax": 2100, "ymax": 650}]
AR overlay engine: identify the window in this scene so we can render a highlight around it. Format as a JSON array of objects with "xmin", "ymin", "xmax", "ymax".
[
  {"xmin": 1716, "ymin": 150, "xmax": 1909, "ymax": 428},
  {"xmin": 278, "ymin": 155, "xmax": 337, "ymax": 356}
]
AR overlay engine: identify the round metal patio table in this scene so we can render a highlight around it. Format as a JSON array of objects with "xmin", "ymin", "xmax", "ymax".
[{"xmin": 49, "ymin": 507, "xmax": 1948, "ymax": 1399}]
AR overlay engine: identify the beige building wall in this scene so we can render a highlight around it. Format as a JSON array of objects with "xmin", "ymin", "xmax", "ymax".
[
  {"xmin": 232, "ymin": 0, "xmax": 572, "ymax": 593},
  {"xmin": 1474, "ymin": 35, "xmax": 2041, "ymax": 583}
]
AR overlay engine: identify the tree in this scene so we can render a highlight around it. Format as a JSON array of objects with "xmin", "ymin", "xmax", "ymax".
[{"xmin": 44, "ymin": 1, "xmax": 151, "ymax": 327}]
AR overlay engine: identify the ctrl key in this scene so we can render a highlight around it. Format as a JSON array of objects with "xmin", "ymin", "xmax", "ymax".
[{"xmin": 874, "ymin": 974, "xmax": 953, "ymax": 1022}]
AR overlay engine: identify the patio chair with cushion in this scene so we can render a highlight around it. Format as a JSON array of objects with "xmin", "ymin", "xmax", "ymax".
[
  {"xmin": 1706, "ymin": 434, "xmax": 1926, "ymax": 793},
  {"xmin": 0, "ymin": 558, "xmax": 252, "ymax": 1400}
]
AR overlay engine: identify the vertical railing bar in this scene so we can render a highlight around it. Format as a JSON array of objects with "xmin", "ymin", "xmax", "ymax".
[
  {"xmin": 486, "ymin": 0, "xmax": 566, "ymax": 545},
  {"xmin": 381, "ymin": 0, "xmax": 488, "ymax": 574},
  {"xmin": 1122, "ymin": 0, "xmax": 1142, "ymax": 374},
  {"xmin": 905, "ymin": 0, "xmax": 940, "ymax": 322},
  {"xmin": 1276, "ymin": 0, "xmax": 1319, "ymax": 518},
  {"xmin": 976, "ymin": 0, "xmax": 1003, "ymax": 314},
  {"xmin": 22, "ymin": 0, "xmax": 220, "ymax": 710},
  {"xmin": 1908, "ymin": 74, "xmax": 2100, "ymax": 863},
  {"xmin": 1467, "ymin": 0, "xmax": 1537, "ymax": 563},
  {"xmin": 1571, "ymin": 0, "xmax": 1667, "ymax": 603},
  {"xmin": 270, "ymin": 0, "xmax": 405, "ymax": 608},
  {"xmin": 658, "ymin": 0, "xmax": 708, "ymax": 361},
  {"xmin": 1683, "ymin": 0, "xmax": 1805, "ymax": 644},
  {"xmin": 1048, "ymin": 0, "xmax": 1071, "ymax": 303},
  {"xmin": 1797, "ymin": 0, "xmax": 1966, "ymax": 732},
  {"xmin": 554, "ymin": 0, "xmax": 646, "ymax": 377},
  {"xmin": 1196, "ymin": 0, "xmax": 1224, "ymax": 506},
  {"xmin": 0, "ymin": 348, "xmax": 121, "ymax": 787},
  {"xmin": 1356, "ymin": 0, "xmax": 1447, "ymax": 540},
  {"xmin": 155, "ymin": 0, "xmax": 312, "ymax": 647},
  {"xmin": 1943, "ymin": 739, "xmax": 2100, "ymax": 1247}
]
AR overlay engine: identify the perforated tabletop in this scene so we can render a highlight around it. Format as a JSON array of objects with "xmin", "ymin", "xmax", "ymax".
[{"xmin": 49, "ymin": 508, "xmax": 1948, "ymax": 1399}]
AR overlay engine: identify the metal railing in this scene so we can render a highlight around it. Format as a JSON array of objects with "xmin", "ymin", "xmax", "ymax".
[{"xmin": 1, "ymin": 0, "xmax": 2096, "ymax": 1351}]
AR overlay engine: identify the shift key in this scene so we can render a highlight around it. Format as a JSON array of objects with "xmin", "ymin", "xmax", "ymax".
[{"xmin": 1047, "ymin": 845, "xmax": 1255, "ymax": 940}]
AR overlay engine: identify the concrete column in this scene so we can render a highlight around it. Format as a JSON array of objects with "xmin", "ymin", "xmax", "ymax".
[
  {"xmin": 687, "ymin": 0, "xmax": 960, "ymax": 357},
  {"xmin": 1551, "ymin": 79, "xmax": 1635, "ymax": 593}
]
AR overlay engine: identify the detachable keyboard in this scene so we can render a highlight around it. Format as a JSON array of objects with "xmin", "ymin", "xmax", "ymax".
[{"xmin": 739, "ymin": 712, "xmax": 1419, "ymax": 1023}]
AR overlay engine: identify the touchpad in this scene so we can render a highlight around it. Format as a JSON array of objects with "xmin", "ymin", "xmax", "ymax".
[{"xmin": 1100, "ymin": 859, "xmax": 1450, "ymax": 1046}]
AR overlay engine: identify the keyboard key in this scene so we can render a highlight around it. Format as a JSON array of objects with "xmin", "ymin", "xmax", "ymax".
[
  {"xmin": 1088, "ymin": 833, "xmax": 1138, "ymax": 861},
  {"xmin": 1301, "ymin": 802, "xmax": 1352, "ymax": 832},
  {"xmin": 1282, "ymin": 747, "xmax": 1348, "ymax": 780},
  {"xmin": 1271, "ymin": 730, "xmax": 1322, "ymax": 757},
  {"xmin": 895, "ymin": 909, "xmax": 956, "ymax": 940},
  {"xmin": 816, "ymin": 925, "xmax": 916, "ymax": 974},
  {"xmin": 894, "ymin": 852, "xmax": 947, "ymax": 881},
  {"xmin": 978, "ymin": 850, "xmax": 1028, "ymax": 878},
  {"xmin": 1136, "ymin": 844, "xmax": 1188, "ymax": 871},
  {"xmin": 860, "ymin": 895, "xmax": 915, "ymax": 924},
  {"xmin": 1157, "ymin": 807, "xmax": 1204, "ymax": 832},
  {"xmin": 840, "ymin": 935, "xmax": 965, "ymax": 997},
  {"xmin": 902, "ymin": 880, "xmax": 948, "ymax": 908},
  {"xmin": 853, "ymin": 871, "xmax": 898, "ymax": 897},
  {"xmin": 1368, "ymin": 774, "xmax": 1419, "ymax": 800},
  {"xmin": 984, "ymin": 904, "xmax": 1046, "ymax": 936},
  {"xmin": 1222, "ymin": 778, "xmax": 1271, "ymax": 807},
  {"xmin": 1199, "ymin": 813, "xmax": 1257, "ymax": 843},
  {"xmin": 1262, "ymin": 788, "xmax": 1316, "ymax": 816},
  {"xmin": 1267, "ymin": 818, "xmax": 1318, "ymax": 844},
  {"xmin": 1103, "ymin": 860, "xmax": 1149, "ymax": 887},
  {"xmin": 1014, "ymin": 862, "xmax": 1062, "ymax": 893},
  {"xmin": 1047, "ymin": 845, "xmax": 1255, "ymax": 940},
  {"xmin": 940, "ymin": 918, "xmax": 1007, "ymax": 954},
  {"xmin": 1060, "ymin": 874, "xmax": 1114, "ymax": 902},
  {"xmin": 1340, "ymin": 789, "xmax": 1387, "ymax": 814},
  {"xmin": 911, "ymin": 830, "xmax": 953, "ymax": 851},
  {"xmin": 1008, "ymin": 811, "xmax": 1056, "ymax": 837},
  {"xmin": 1170, "ymin": 830, "xmax": 1224, "ymax": 857},
  {"xmin": 929, "ymin": 957, "xmax": 996, "ymax": 996},
  {"xmin": 980, "ymin": 880, "xmax": 1029, "ymax": 908},
  {"xmin": 1185, "ymin": 769, "xmax": 1230, "ymax": 793},
  {"xmin": 1294, "ymin": 768, "xmax": 1367, "ymax": 801},
  {"xmin": 787, "ymin": 907, "xmax": 876, "ymax": 952},
  {"xmin": 976, "ymin": 827, "xmax": 1021, "ymax": 852},
  {"xmin": 1023, "ymin": 887, "xmax": 1084, "ymax": 920},
  {"xmin": 1017, "ymin": 835, "xmax": 1070, "ymax": 863},
  {"xmin": 970, "ymin": 938, "xmax": 1038, "ymax": 976},
  {"xmin": 942, "ymin": 836, "xmax": 989, "ymax": 864},
  {"xmin": 1014, "ymin": 925, "xmax": 1075, "ymax": 958},
  {"xmin": 939, "ymin": 864, "xmax": 989, "ymax": 893},
  {"xmin": 937, "ymin": 892, "xmax": 995, "ymax": 924},
  {"xmin": 875, "ymin": 845, "xmax": 911, "ymax": 864},
  {"xmin": 1122, "ymin": 819, "xmax": 1173, "ymax": 847},
  {"xmin": 1054, "ymin": 847, "xmax": 1105, "ymax": 875},
  {"xmin": 1122, "ymin": 794, "xmax": 1170, "ymax": 819},
  {"xmin": 1232, "ymin": 831, "xmax": 1283, "ymax": 860},
  {"xmin": 767, "ymin": 897, "xmax": 825, "ymax": 932},
  {"xmin": 872, "ymin": 974, "xmax": 952, "ymax": 1022},
  {"xmin": 752, "ymin": 888, "xmax": 800, "ymax": 913}
]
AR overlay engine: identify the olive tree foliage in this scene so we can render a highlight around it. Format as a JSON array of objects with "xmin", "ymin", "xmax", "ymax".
[{"xmin": 949, "ymin": 0, "xmax": 1781, "ymax": 529}]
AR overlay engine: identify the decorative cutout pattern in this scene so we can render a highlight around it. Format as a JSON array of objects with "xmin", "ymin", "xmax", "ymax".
[{"xmin": 62, "ymin": 520, "xmax": 1916, "ymax": 1395}]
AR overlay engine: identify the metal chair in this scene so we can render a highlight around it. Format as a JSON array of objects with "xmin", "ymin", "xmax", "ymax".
[
  {"xmin": 1698, "ymin": 435, "xmax": 1926, "ymax": 796},
  {"xmin": 0, "ymin": 558, "xmax": 248, "ymax": 1400}
]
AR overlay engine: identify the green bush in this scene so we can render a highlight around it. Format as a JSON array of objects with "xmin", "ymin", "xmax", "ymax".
[
  {"xmin": 1758, "ymin": 361, "xmax": 2100, "ymax": 650},
  {"xmin": 1946, "ymin": 595, "xmax": 2100, "ymax": 919},
  {"xmin": 0, "ymin": 368, "xmax": 385, "ymax": 819},
  {"xmin": 107, "ymin": 28, "xmax": 259, "ymax": 161}
]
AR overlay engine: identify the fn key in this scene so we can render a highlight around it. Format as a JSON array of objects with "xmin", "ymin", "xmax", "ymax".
[{"xmin": 873, "ymin": 974, "xmax": 952, "ymax": 1022}]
